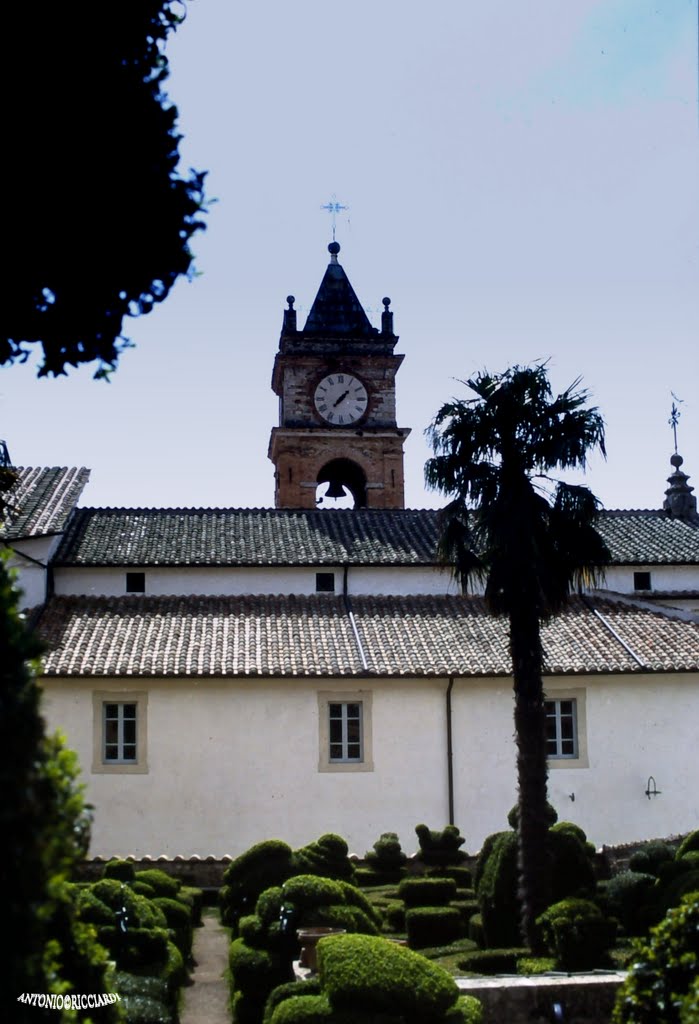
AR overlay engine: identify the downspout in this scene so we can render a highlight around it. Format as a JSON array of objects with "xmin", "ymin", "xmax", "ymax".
[
  {"xmin": 446, "ymin": 676, "xmax": 455, "ymax": 825},
  {"xmin": 343, "ymin": 564, "xmax": 368, "ymax": 672}
]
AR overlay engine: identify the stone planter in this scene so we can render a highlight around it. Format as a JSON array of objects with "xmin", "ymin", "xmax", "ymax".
[{"xmin": 297, "ymin": 928, "xmax": 346, "ymax": 972}]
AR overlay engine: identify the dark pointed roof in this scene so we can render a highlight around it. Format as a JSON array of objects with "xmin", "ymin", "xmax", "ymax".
[{"xmin": 302, "ymin": 242, "xmax": 376, "ymax": 337}]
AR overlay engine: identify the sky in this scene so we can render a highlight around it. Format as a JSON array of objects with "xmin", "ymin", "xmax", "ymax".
[{"xmin": 3, "ymin": 0, "xmax": 698, "ymax": 512}]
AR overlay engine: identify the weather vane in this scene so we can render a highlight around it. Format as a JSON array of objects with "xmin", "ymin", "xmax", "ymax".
[
  {"xmin": 321, "ymin": 195, "xmax": 349, "ymax": 241},
  {"xmin": 669, "ymin": 392, "xmax": 684, "ymax": 454}
]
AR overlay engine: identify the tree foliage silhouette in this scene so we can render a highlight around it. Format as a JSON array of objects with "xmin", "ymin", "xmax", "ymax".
[
  {"xmin": 425, "ymin": 364, "xmax": 609, "ymax": 949},
  {"xmin": 3, "ymin": 1, "xmax": 207, "ymax": 377}
]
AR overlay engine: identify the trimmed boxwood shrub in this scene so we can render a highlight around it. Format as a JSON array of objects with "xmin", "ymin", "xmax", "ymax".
[
  {"xmin": 467, "ymin": 913, "xmax": 484, "ymax": 948},
  {"xmin": 445, "ymin": 995, "xmax": 483, "ymax": 1023},
  {"xmin": 133, "ymin": 880, "xmax": 157, "ymax": 899},
  {"xmin": 153, "ymin": 896, "xmax": 193, "ymax": 959},
  {"xmin": 399, "ymin": 877, "xmax": 457, "ymax": 908},
  {"xmin": 613, "ymin": 892, "xmax": 699, "ymax": 1024},
  {"xmin": 103, "ymin": 857, "xmax": 135, "ymax": 882},
  {"xmin": 229, "ymin": 937, "xmax": 293, "ymax": 1002},
  {"xmin": 629, "ymin": 842, "xmax": 675, "ymax": 877},
  {"xmin": 221, "ymin": 839, "xmax": 295, "ymax": 928},
  {"xmin": 178, "ymin": 885, "xmax": 203, "ymax": 926},
  {"xmin": 134, "ymin": 869, "xmax": 180, "ymax": 899},
  {"xmin": 475, "ymin": 831, "xmax": 520, "ymax": 948},
  {"xmin": 604, "ymin": 871, "xmax": 656, "ymax": 935},
  {"xmin": 458, "ymin": 948, "xmax": 528, "ymax": 975},
  {"xmin": 415, "ymin": 824, "xmax": 467, "ymax": 866},
  {"xmin": 264, "ymin": 979, "xmax": 323, "ymax": 1024},
  {"xmin": 426, "ymin": 866, "xmax": 473, "ymax": 889},
  {"xmin": 677, "ymin": 831, "xmax": 699, "ymax": 860},
  {"xmin": 282, "ymin": 874, "xmax": 345, "ymax": 909},
  {"xmin": 117, "ymin": 972, "xmax": 173, "ymax": 1024},
  {"xmin": 294, "ymin": 834, "xmax": 355, "ymax": 881},
  {"xmin": 383, "ymin": 900, "xmax": 405, "ymax": 931},
  {"xmin": 405, "ymin": 906, "xmax": 463, "ymax": 950},
  {"xmin": 317, "ymin": 932, "xmax": 460, "ymax": 1022},
  {"xmin": 536, "ymin": 898, "xmax": 617, "ymax": 972},
  {"xmin": 268, "ymin": 994, "xmax": 335, "ymax": 1023},
  {"xmin": 517, "ymin": 956, "xmax": 557, "ymax": 975},
  {"xmin": 365, "ymin": 832, "xmax": 407, "ymax": 874},
  {"xmin": 452, "ymin": 899, "xmax": 479, "ymax": 926}
]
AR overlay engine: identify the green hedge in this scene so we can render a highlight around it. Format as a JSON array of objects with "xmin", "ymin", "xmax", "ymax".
[
  {"xmin": 134, "ymin": 869, "xmax": 181, "ymax": 899},
  {"xmin": 457, "ymin": 948, "xmax": 528, "ymax": 975},
  {"xmin": 415, "ymin": 824, "xmax": 467, "ymax": 866},
  {"xmin": 365, "ymin": 832, "xmax": 407, "ymax": 873},
  {"xmin": 613, "ymin": 892, "xmax": 699, "ymax": 1024},
  {"xmin": 293, "ymin": 834, "xmax": 355, "ymax": 881},
  {"xmin": 399, "ymin": 877, "xmax": 457, "ymax": 908},
  {"xmin": 153, "ymin": 896, "xmax": 193, "ymax": 959},
  {"xmin": 103, "ymin": 858, "xmax": 135, "ymax": 882},
  {"xmin": 426, "ymin": 866, "xmax": 473, "ymax": 889},
  {"xmin": 221, "ymin": 839, "xmax": 295, "ymax": 928},
  {"xmin": 405, "ymin": 907, "xmax": 463, "ymax": 950},
  {"xmin": 603, "ymin": 871, "xmax": 656, "ymax": 935},
  {"xmin": 318, "ymin": 932, "xmax": 460, "ymax": 1022},
  {"xmin": 677, "ymin": 831, "xmax": 699, "ymax": 860},
  {"xmin": 263, "ymin": 979, "xmax": 323, "ymax": 1024},
  {"xmin": 537, "ymin": 898, "xmax": 617, "ymax": 971}
]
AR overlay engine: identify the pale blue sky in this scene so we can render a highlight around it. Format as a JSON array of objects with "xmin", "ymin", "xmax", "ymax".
[{"xmin": 3, "ymin": 0, "xmax": 697, "ymax": 512}]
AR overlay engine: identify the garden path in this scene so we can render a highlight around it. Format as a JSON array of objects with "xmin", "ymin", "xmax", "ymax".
[{"xmin": 180, "ymin": 909, "xmax": 229, "ymax": 1024}]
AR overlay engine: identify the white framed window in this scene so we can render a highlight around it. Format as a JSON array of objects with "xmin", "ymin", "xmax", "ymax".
[
  {"xmin": 544, "ymin": 688, "xmax": 588, "ymax": 769},
  {"xmin": 318, "ymin": 691, "xmax": 373, "ymax": 772},
  {"xmin": 92, "ymin": 692, "xmax": 148, "ymax": 773}
]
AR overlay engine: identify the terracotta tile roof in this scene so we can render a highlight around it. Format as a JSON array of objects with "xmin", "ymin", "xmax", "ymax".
[
  {"xmin": 36, "ymin": 593, "xmax": 699, "ymax": 679},
  {"xmin": 596, "ymin": 510, "xmax": 699, "ymax": 564},
  {"xmin": 53, "ymin": 507, "xmax": 442, "ymax": 567},
  {"xmin": 1, "ymin": 467, "xmax": 90, "ymax": 540},
  {"xmin": 52, "ymin": 506, "xmax": 699, "ymax": 568}
]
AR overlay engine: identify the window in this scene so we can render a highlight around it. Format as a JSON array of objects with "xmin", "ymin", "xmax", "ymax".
[
  {"xmin": 544, "ymin": 689, "xmax": 588, "ymax": 768},
  {"xmin": 92, "ymin": 692, "xmax": 148, "ymax": 773},
  {"xmin": 546, "ymin": 698, "xmax": 577, "ymax": 758},
  {"xmin": 318, "ymin": 691, "xmax": 373, "ymax": 772},
  {"xmin": 634, "ymin": 571, "xmax": 652, "ymax": 591},
  {"xmin": 316, "ymin": 572, "xmax": 335, "ymax": 593},
  {"xmin": 126, "ymin": 572, "xmax": 146, "ymax": 593},
  {"xmin": 329, "ymin": 701, "xmax": 362, "ymax": 761}
]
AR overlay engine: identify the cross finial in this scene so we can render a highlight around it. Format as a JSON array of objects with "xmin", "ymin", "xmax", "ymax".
[
  {"xmin": 669, "ymin": 392, "xmax": 684, "ymax": 454},
  {"xmin": 321, "ymin": 195, "xmax": 349, "ymax": 241}
]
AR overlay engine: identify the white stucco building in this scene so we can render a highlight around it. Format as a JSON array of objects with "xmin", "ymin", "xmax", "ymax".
[{"xmin": 4, "ymin": 245, "xmax": 699, "ymax": 860}]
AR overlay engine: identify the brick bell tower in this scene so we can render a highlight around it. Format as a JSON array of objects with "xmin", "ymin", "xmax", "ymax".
[{"xmin": 268, "ymin": 242, "xmax": 410, "ymax": 509}]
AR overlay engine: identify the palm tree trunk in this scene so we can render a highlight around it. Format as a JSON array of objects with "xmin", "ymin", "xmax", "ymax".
[{"xmin": 509, "ymin": 603, "xmax": 552, "ymax": 951}]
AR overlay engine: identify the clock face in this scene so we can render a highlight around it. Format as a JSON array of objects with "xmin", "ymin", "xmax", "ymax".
[{"xmin": 314, "ymin": 373, "xmax": 368, "ymax": 425}]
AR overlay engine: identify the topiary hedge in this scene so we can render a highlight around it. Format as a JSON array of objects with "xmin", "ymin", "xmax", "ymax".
[
  {"xmin": 317, "ymin": 932, "xmax": 462, "ymax": 1022},
  {"xmin": 398, "ymin": 877, "xmax": 457, "ymax": 908},
  {"xmin": 405, "ymin": 907, "xmax": 463, "ymax": 950},
  {"xmin": 293, "ymin": 834, "xmax": 355, "ymax": 881},
  {"xmin": 457, "ymin": 948, "xmax": 528, "ymax": 975},
  {"xmin": 220, "ymin": 839, "xmax": 295, "ymax": 928},
  {"xmin": 134, "ymin": 869, "xmax": 181, "ymax": 899},
  {"xmin": 364, "ymin": 832, "xmax": 407, "ymax": 884},
  {"xmin": 415, "ymin": 824, "xmax": 467, "ymax": 867},
  {"xmin": 103, "ymin": 858, "xmax": 135, "ymax": 882},
  {"xmin": 536, "ymin": 898, "xmax": 617, "ymax": 972}
]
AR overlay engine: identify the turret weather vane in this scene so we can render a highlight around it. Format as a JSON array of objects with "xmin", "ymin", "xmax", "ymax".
[
  {"xmin": 669, "ymin": 392, "xmax": 684, "ymax": 454},
  {"xmin": 321, "ymin": 195, "xmax": 349, "ymax": 241}
]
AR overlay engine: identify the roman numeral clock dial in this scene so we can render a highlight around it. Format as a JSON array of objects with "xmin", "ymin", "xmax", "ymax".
[{"xmin": 314, "ymin": 373, "xmax": 368, "ymax": 425}]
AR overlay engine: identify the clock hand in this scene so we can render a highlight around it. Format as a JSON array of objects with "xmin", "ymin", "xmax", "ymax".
[{"xmin": 333, "ymin": 389, "xmax": 350, "ymax": 407}]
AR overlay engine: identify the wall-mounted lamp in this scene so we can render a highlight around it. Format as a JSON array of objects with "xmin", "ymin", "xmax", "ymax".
[
  {"xmin": 568, "ymin": 793, "xmax": 575, "ymax": 802},
  {"xmin": 645, "ymin": 776, "xmax": 661, "ymax": 799}
]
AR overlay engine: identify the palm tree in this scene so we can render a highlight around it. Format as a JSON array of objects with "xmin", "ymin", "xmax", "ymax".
[{"xmin": 424, "ymin": 364, "xmax": 609, "ymax": 949}]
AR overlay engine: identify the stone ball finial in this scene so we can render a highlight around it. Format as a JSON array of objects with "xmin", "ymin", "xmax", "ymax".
[
  {"xmin": 382, "ymin": 297, "xmax": 391, "ymax": 309},
  {"xmin": 671, "ymin": 453, "xmax": 684, "ymax": 468},
  {"xmin": 286, "ymin": 295, "xmax": 295, "ymax": 308},
  {"xmin": 328, "ymin": 241, "xmax": 341, "ymax": 256}
]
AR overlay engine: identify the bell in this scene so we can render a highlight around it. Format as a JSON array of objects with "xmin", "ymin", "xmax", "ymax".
[{"xmin": 325, "ymin": 479, "xmax": 346, "ymax": 500}]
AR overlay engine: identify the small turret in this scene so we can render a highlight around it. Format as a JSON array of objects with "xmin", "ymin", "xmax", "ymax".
[{"xmin": 663, "ymin": 452, "xmax": 698, "ymax": 520}]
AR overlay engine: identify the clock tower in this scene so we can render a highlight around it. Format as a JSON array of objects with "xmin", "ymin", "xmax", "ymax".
[{"xmin": 268, "ymin": 242, "xmax": 410, "ymax": 509}]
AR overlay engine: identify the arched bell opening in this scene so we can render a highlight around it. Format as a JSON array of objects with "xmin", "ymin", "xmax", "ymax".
[{"xmin": 315, "ymin": 458, "xmax": 367, "ymax": 509}]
